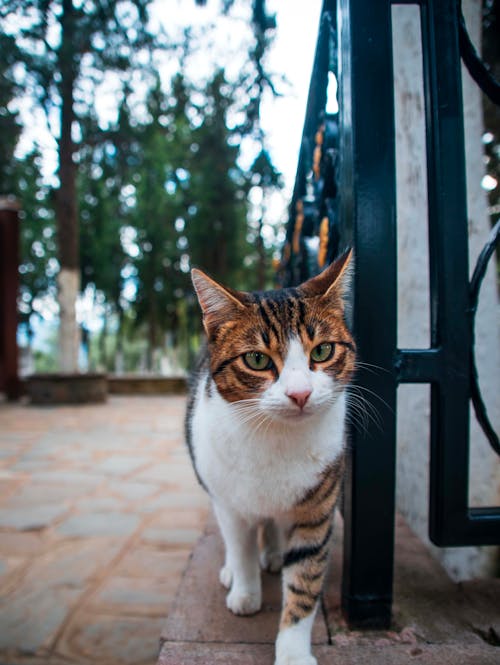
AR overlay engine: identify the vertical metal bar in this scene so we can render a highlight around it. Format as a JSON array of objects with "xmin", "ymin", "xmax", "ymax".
[
  {"xmin": 338, "ymin": 0, "xmax": 397, "ymax": 628},
  {"xmin": 420, "ymin": 0, "xmax": 471, "ymax": 546}
]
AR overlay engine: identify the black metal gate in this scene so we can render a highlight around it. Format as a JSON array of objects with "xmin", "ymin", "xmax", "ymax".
[{"xmin": 279, "ymin": 0, "xmax": 500, "ymax": 628}]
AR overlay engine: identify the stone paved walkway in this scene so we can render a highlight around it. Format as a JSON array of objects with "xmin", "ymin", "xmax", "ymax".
[{"xmin": 0, "ymin": 395, "xmax": 209, "ymax": 665}]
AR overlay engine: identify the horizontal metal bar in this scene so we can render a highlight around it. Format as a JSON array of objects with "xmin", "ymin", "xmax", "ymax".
[
  {"xmin": 469, "ymin": 507, "xmax": 500, "ymax": 525},
  {"xmin": 394, "ymin": 348, "xmax": 442, "ymax": 383},
  {"xmin": 430, "ymin": 508, "xmax": 500, "ymax": 547}
]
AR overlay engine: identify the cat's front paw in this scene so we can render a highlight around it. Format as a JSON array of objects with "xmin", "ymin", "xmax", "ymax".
[
  {"xmin": 274, "ymin": 656, "xmax": 317, "ymax": 665},
  {"xmin": 260, "ymin": 549, "xmax": 283, "ymax": 573},
  {"xmin": 219, "ymin": 565, "xmax": 233, "ymax": 589},
  {"xmin": 226, "ymin": 586, "xmax": 262, "ymax": 615}
]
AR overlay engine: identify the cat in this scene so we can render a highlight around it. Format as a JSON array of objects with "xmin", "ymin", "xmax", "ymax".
[{"xmin": 185, "ymin": 250, "xmax": 355, "ymax": 665}]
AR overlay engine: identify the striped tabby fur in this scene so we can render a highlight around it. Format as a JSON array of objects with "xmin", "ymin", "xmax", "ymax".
[{"xmin": 186, "ymin": 251, "xmax": 355, "ymax": 665}]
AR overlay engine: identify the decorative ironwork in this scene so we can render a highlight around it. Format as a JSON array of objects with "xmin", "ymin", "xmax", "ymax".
[
  {"xmin": 458, "ymin": 3, "xmax": 500, "ymax": 106},
  {"xmin": 469, "ymin": 220, "xmax": 500, "ymax": 456},
  {"xmin": 278, "ymin": 0, "xmax": 340, "ymax": 289},
  {"xmin": 458, "ymin": 0, "xmax": 500, "ymax": 457},
  {"xmin": 281, "ymin": 0, "xmax": 500, "ymax": 630}
]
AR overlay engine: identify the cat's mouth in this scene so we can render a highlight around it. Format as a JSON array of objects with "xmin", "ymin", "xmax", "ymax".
[{"xmin": 271, "ymin": 404, "xmax": 320, "ymax": 422}]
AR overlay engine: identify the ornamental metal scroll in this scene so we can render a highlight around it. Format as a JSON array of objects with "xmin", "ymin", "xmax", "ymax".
[
  {"xmin": 458, "ymin": 4, "xmax": 500, "ymax": 106},
  {"xmin": 458, "ymin": 1, "xmax": 500, "ymax": 457},
  {"xmin": 469, "ymin": 220, "xmax": 500, "ymax": 456}
]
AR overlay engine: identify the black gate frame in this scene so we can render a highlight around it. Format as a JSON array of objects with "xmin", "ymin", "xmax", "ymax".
[{"xmin": 282, "ymin": 0, "xmax": 500, "ymax": 629}]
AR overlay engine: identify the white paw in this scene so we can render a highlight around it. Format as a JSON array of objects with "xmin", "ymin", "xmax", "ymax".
[
  {"xmin": 219, "ymin": 565, "xmax": 233, "ymax": 589},
  {"xmin": 226, "ymin": 587, "xmax": 262, "ymax": 615},
  {"xmin": 260, "ymin": 549, "xmax": 283, "ymax": 573},
  {"xmin": 274, "ymin": 656, "xmax": 317, "ymax": 665}
]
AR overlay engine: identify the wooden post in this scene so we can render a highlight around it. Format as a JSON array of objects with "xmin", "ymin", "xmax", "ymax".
[{"xmin": 0, "ymin": 198, "xmax": 21, "ymax": 400}]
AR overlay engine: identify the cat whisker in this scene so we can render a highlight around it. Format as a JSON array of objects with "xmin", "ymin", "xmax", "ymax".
[
  {"xmin": 345, "ymin": 389, "xmax": 384, "ymax": 433},
  {"xmin": 345, "ymin": 402, "xmax": 372, "ymax": 435},
  {"xmin": 349, "ymin": 384, "xmax": 394, "ymax": 414},
  {"xmin": 355, "ymin": 360, "xmax": 390, "ymax": 376},
  {"xmin": 348, "ymin": 392, "xmax": 383, "ymax": 427}
]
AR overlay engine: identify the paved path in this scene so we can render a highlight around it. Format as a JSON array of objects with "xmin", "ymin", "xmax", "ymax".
[{"xmin": 0, "ymin": 395, "xmax": 209, "ymax": 665}]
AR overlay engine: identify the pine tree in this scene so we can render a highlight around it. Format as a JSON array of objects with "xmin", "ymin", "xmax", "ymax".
[
  {"xmin": 0, "ymin": 0, "xmax": 158, "ymax": 371},
  {"xmin": 15, "ymin": 151, "xmax": 57, "ymax": 351},
  {"xmin": 185, "ymin": 69, "xmax": 251, "ymax": 289},
  {"xmin": 131, "ymin": 75, "xmax": 191, "ymax": 370}
]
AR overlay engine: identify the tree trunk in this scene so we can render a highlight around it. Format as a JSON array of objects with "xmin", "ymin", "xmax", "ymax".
[{"xmin": 56, "ymin": 0, "xmax": 80, "ymax": 372}]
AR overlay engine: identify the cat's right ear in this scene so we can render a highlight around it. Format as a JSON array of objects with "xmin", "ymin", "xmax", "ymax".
[{"xmin": 191, "ymin": 269, "xmax": 246, "ymax": 337}]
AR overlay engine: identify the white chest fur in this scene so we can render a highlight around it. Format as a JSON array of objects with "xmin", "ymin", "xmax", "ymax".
[{"xmin": 191, "ymin": 375, "xmax": 347, "ymax": 521}]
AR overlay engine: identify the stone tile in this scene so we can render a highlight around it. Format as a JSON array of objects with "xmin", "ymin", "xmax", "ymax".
[
  {"xmin": 3, "ymin": 483, "xmax": 88, "ymax": 507},
  {"xmin": 96, "ymin": 456, "xmax": 151, "ymax": 477},
  {"xmin": 141, "ymin": 527, "xmax": 204, "ymax": 547},
  {"xmin": 31, "ymin": 471, "xmax": 105, "ymax": 488},
  {"xmin": 0, "ymin": 478, "xmax": 23, "ymax": 504},
  {"xmin": 0, "ymin": 396, "xmax": 201, "ymax": 662},
  {"xmin": 0, "ymin": 444, "xmax": 23, "ymax": 459},
  {"xmin": 0, "ymin": 504, "xmax": 69, "ymax": 531},
  {"xmin": 133, "ymin": 462, "xmax": 178, "ymax": 483},
  {"xmin": 56, "ymin": 447, "xmax": 95, "ymax": 463},
  {"xmin": 73, "ymin": 496, "xmax": 125, "ymax": 512},
  {"xmin": 0, "ymin": 583, "xmax": 81, "ymax": 653},
  {"xmin": 22, "ymin": 539, "xmax": 122, "ymax": 589},
  {"xmin": 91, "ymin": 576, "xmax": 175, "ymax": 615},
  {"xmin": 56, "ymin": 511, "xmax": 140, "ymax": 538},
  {"xmin": 0, "ymin": 554, "xmax": 27, "ymax": 578},
  {"xmin": 107, "ymin": 480, "xmax": 161, "ymax": 501},
  {"xmin": 139, "ymin": 491, "xmax": 209, "ymax": 514},
  {"xmin": 115, "ymin": 546, "xmax": 189, "ymax": 580},
  {"xmin": 0, "ymin": 538, "xmax": 121, "ymax": 651},
  {"xmin": 0, "ymin": 531, "xmax": 45, "ymax": 556},
  {"xmin": 9, "ymin": 459, "xmax": 53, "ymax": 473},
  {"xmin": 143, "ymin": 506, "xmax": 209, "ymax": 530},
  {"xmin": 0, "ymin": 431, "xmax": 39, "ymax": 444},
  {"xmin": 59, "ymin": 614, "xmax": 164, "ymax": 665},
  {"xmin": 18, "ymin": 432, "xmax": 73, "ymax": 459}
]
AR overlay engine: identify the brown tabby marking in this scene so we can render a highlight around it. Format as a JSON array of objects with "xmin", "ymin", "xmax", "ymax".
[
  {"xmin": 280, "ymin": 457, "xmax": 344, "ymax": 628},
  {"xmin": 207, "ymin": 287, "xmax": 355, "ymax": 403}
]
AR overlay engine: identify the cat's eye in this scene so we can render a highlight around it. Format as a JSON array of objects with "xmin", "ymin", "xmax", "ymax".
[
  {"xmin": 243, "ymin": 351, "xmax": 273, "ymax": 371},
  {"xmin": 310, "ymin": 342, "xmax": 334, "ymax": 363}
]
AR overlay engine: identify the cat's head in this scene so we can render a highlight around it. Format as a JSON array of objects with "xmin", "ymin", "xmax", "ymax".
[{"xmin": 191, "ymin": 251, "xmax": 355, "ymax": 421}]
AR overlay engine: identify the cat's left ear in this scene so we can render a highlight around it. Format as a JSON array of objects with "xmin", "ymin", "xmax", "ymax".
[
  {"xmin": 191, "ymin": 269, "xmax": 247, "ymax": 337},
  {"xmin": 299, "ymin": 249, "xmax": 353, "ymax": 302}
]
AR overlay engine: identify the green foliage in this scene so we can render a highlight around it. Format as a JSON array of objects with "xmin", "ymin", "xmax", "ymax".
[
  {"xmin": 128, "ymin": 74, "xmax": 191, "ymax": 366},
  {"xmin": 0, "ymin": 34, "xmax": 22, "ymax": 196},
  {"xmin": 78, "ymin": 106, "xmax": 132, "ymax": 306},
  {"xmin": 15, "ymin": 150, "xmax": 57, "ymax": 335},
  {"xmin": 1, "ymin": 1, "xmax": 284, "ymax": 372},
  {"xmin": 185, "ymin": 69, "xmax": 252, "ymax": 288}
]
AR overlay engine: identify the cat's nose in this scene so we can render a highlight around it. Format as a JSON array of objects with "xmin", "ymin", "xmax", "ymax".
[{"xmin": 286, "ymin": 389, "xmax": 312, "ymax": 410}]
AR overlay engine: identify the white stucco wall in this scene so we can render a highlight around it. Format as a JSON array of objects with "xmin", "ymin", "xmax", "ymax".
[{"xmin": 393, "ymin": 1, "xmax": 500, "ymax": 580}]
